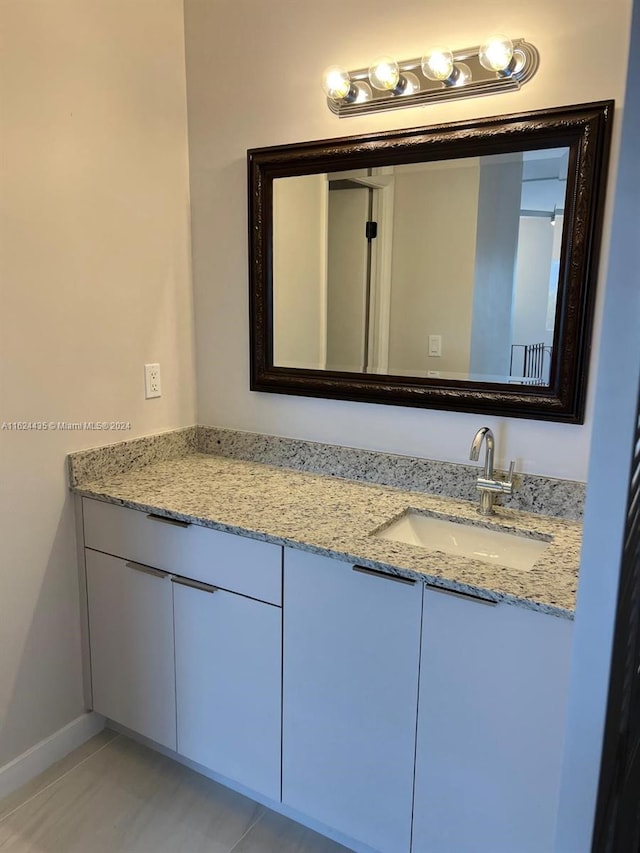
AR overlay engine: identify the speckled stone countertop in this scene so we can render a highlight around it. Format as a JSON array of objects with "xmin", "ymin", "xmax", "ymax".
[{"xmin": 72, "ymin": 452, "xmax": 581, "ymax": 619}]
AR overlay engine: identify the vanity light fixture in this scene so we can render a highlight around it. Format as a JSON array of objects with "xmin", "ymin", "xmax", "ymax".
[{"xmin": 322, "ymin": 35, "xmax": 538, "ymax": 116}]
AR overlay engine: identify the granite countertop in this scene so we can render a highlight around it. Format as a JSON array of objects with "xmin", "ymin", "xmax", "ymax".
[{"xmin": 71, "ymin": 451, "xmax": 582, "ymax": 619}]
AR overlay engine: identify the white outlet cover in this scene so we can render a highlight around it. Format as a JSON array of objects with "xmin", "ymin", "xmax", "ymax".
[
  {"xmin": 428, "ymin": 335, "xmax": 442, "ymax": 357},
  {"xmin": 144, "ymin": 363, "xmax": 161, "ymax": 399}
]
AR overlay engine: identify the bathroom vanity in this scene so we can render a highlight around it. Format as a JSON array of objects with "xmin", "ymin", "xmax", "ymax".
[{"xmin": 70, "ymin": 439, "xmax": 580, "ymax": 853}]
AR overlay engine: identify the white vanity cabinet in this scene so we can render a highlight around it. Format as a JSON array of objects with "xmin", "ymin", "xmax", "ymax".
[
  {"xmin": 80, "ymin": 496, "xmax": 575, "ymax": 853},
  {"xmin": 85, "ymin": 548, "xmax": 177, "ymax": 750},
  {"xmin": 282, "ymin": 548, "xmax": 422, "ymax": 853},
  {"xmin": 82, "ymin": 497, "xmax": 283, "ymax": 801},
  {"xmin": 412, "ymin": 585, "xmax": 574, "ymax": 853}
]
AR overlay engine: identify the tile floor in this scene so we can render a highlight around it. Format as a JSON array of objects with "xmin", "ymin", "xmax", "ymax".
[{"xmin": 0, "ymin": 732, "xmax": 352, "ymax": 852}]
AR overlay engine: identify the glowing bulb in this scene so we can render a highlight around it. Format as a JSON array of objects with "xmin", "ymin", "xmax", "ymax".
[
  {"xmin": 479, "ymin": 35, "xmax": 515, "ymax": 73},
  {"xmin": 368, "ymin": 56, "xmax": 400, "ymax": 91},
  {"xmin": 421, "ymin": 47, "xmax": 454, "ymax": 82},
  {"xmin": 322, "ymin": 66, "xmax": 353, "ymax": 100}
]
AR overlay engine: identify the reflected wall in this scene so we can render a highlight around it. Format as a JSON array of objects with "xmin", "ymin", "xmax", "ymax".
[{"xmin": 272, "ymin": 148, "xmax": 568, "ymax": 387}]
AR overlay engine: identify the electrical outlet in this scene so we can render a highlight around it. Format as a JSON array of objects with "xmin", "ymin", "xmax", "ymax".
[{"xmin": 144, "ymin": 363, "xmax": 161, "ymax": 399}]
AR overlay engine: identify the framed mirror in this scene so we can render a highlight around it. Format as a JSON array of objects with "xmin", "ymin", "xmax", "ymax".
[{"xmin": 248, "ymin": 102, "xmax": 613, "ymax": 422}]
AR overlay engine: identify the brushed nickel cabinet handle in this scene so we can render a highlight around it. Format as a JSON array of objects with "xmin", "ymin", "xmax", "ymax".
[
  {"xmin": 352, "ymin": 565, "xmax": 416, "ymax": 585},
  {"xmin": 426, "ymin": 584, "xmax": 498, "ymax": 606},
  {"xmin": 171, "ymin": 576, "xmax": 218, "ymax": 594},
  {"xmin": 125, "ymin": 561, "xmax": 170, "ymax": 580},
  {"xmin": 146, "ymin": 513, "xmax": 191, "ymax": 528}
]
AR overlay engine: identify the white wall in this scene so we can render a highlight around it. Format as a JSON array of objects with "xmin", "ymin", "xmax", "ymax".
[
  {"xmin": 0, "ymin": 0, "xmax": 196, "ymax": 766},
  {"xmin": 470, "ymin": 155, "xmax": 523, "ymax": 378},
  {"xmin": 326, "ymin": 186, "xmax": 368, "ymax": 371},
  {"xmin": 512, "ymin": 217, "xmax": 556, "ymax": 349},
  {"xmin": 185, "ymin": 0, "xmax": 632, "ymax": 481},
  {"xmin": 388, "ymin": 162, "xmax": 479, "ymax": 377},
  {"xmin": 273, "ymin": 174, "xmax": 327, "ymax": 369}
]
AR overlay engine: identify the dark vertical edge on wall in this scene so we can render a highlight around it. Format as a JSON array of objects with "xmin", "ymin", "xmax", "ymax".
[
  {"xmin": 547, "ymin": 102, "xmax": 614, "ymax": 422},
  {"xmin": 548, "ymin": 137, "xmax": 579, "ymax": 401},
  {"xmin": 592, "ymin": 377, "xmax": 640, "ymax": 851},
  {"xmin": 571, "ymin": 102, "xmax": 615, "ymax": 424},
  {"xmin": 248, "ymin": 152, "xmax": 260, "ymax": 389},
  {"xmin": 248, "ymin": 151, "xmax": 274, "ymax": 389}
]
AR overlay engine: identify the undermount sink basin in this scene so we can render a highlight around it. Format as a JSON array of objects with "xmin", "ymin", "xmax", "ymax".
[{"xmin": 375, "ymin": 510, "xmax": 551, "ymax": 571}]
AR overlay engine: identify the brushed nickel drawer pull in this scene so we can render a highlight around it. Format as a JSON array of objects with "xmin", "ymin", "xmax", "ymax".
[
  {"xmin": 146, "ymin": 513, "xmax": 191, "ymax": 528},
  {"xmin": 171, "ymin": 576, "xmax": 218, "ymax": 594},
  {"xmin": 352, "ymin": 565, "xmax": 416, "ymax": 585},
  {"xmin": 125, "ymin": 561, "xmax": 170, "ymax": 580},
  {"xmin": 426, "ymin": 584, "xmax": 498, "ymax": 606}
]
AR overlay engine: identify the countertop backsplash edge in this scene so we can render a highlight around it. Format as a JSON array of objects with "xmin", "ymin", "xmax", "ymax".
[
  {"xmin": 68, "ymin": 424, "xmax": 585, "ymax": 521},
  {"xmin": 67, "ymin": 425, "xmax": 199, "ymax": 487},
  {"xmin": 195, "ymin": 425, "xmax": 585, "ymax": 521}
]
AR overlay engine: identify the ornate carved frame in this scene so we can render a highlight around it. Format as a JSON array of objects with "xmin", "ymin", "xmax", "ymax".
[{"xmin": 248, "ymin": 101, "xmax": 613, "ymax": 422}]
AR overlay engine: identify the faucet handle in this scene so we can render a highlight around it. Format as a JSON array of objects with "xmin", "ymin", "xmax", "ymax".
[
  {"xmin": 501, "ymin": 460, "xmax": 516, "ymax": 495},
  {"xmin": 477, "ymin": 461, "xmax": 516, "ymax": 495}
]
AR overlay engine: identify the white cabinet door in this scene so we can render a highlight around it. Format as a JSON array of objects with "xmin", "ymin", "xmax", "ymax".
[
  {"xmin": 282, "ymin": 549, "xmax": 422, "ymax": 853},
  {"xmin": 173, "ymin": 579, "xmax": 282, "ymax": 801},
  {"xmin": 85, "ymin": 548, "xmax": 176, "ymax": 750},
  {"xmin": 413, "ymin": 587, "xmax": 574, "ymax": 853}
]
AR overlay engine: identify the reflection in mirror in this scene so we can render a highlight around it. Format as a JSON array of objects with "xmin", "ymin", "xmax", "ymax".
[{"xmin": 272, "ymin": 148, "xmax": 569, "ymax": 387}]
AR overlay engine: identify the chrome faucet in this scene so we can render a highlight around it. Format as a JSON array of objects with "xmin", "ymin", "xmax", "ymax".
[{"xmin": 469, "ymin": 427, "xmax": 516, "ymax": 515}]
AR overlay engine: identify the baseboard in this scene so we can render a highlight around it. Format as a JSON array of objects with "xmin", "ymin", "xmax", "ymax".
[{"xmin": 0, "ymin": 712, "xmax": 105, "ymax": 802}]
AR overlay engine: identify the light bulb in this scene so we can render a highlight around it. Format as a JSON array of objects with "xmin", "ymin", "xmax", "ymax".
[
  {"xmin": 322, "ymin": 66, "xmax": 353, "ymax": 101},
  {"xmin": 479, "ymin": 35, "xmax": 515, "ymax": 73},
  {"xmin": 421, "ymin": 47, "xmax": 454, "ymax": 82},
  {"xmin": 368, "ymin": 56, "xmax": 400, "ymax": 91}
]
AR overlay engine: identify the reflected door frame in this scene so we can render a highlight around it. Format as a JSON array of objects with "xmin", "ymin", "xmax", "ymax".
[
  {"xmin": 367, "ymin": 178, "xmax": 394, "ymax": 375},
  {"xmin": 321, "ymin": 174, "xmax": 395, "ymax": 375}
]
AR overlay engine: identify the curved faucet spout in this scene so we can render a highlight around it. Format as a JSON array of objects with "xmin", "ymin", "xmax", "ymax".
[{"xmin": 470, "ymin": 427, "xmax": 495, "ymax": 479}]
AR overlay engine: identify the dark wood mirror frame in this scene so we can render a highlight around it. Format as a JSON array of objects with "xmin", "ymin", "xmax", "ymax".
[{"xmin": 248, "ymin": 101, "xmax": 613, "ymax": 423}]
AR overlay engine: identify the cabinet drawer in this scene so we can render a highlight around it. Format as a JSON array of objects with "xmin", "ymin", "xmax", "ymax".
[{"xmin": 83, "ymin": 498, "xmax": 282, "ymax": 605}]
